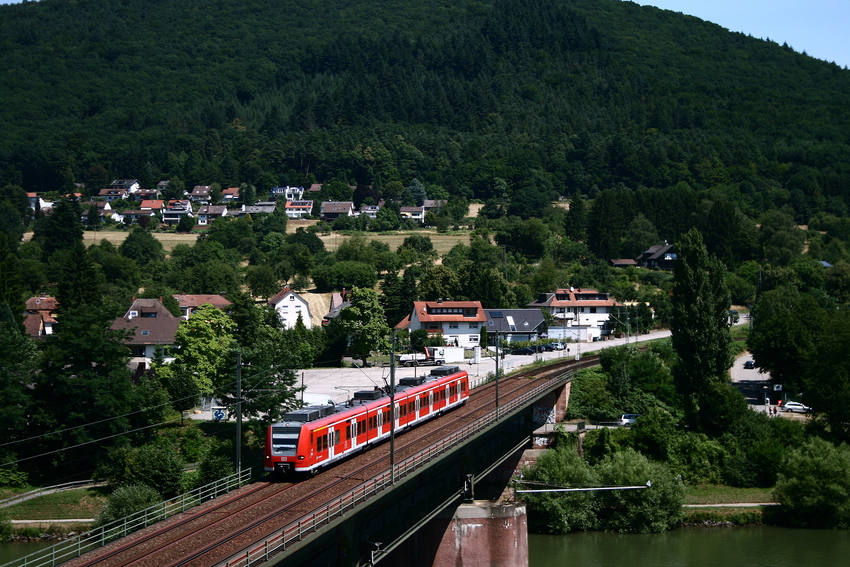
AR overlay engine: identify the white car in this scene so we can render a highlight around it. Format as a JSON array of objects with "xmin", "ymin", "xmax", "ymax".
[
  {"xmin": 783, "ymin": 401, "xmax": 810, "ymax": 413},
  {"xmin": 616, "ymin": 414, "xmax": 640, "ymax": 426}
]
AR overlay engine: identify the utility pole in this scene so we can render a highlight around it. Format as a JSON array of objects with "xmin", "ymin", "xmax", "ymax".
[
  {"xmin": 390, "ymin": 330, "xmax": 396, "ymax": 484},
  {"xmin": 495, "ymin": 331, "xmax": 501, "ymax": 420},
  {"xmin": 235, "ymin": 352, "xmax": 242, "ymax": 474}
]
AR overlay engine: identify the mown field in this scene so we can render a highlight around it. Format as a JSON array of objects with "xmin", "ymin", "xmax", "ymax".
[{"xmin": 45, "ymin": 222, "xmax": 474, "ymax": 257}]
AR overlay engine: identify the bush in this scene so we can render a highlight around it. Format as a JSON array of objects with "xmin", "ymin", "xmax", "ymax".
[
  {"xmin": 595, "ymin": 449, "xmax": 685, "ymax": 533},
  {"xmin": 0, "ymin": 509, "xmax": 13, "ymax": 543},
  {"xmin": 773, "ymin": 438, "xmax": 850, "ymax": 528},
  {"xmin": 127, "ymin": 444, "xmax": 184, "ymax": 498},
  {"xmin": 521, "ymin": 445, "xmax": 684, "ymax": 534},
  {"xmin": 95, "ymin": 484, "xmax": 162, "ymax": 527},
  {"xmin": 96, "ymin": 443, "xmax": 185, "ymax": 498},
  {"xmin": 195, "ymin": 454, "xmax": 234, "ymax": 489},
  {"xmin": 521, "ymin": 444, "xmax": 600, "ymax": 533}
]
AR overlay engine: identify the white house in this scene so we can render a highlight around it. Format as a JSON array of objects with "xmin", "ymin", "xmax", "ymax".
[
  {"xmin": 268, "ymin": 287, "xmax": 313, "ymax": 329},
  {"xmin": 110, "ymin": 298, "xmax": 179, "ymax": 371},
  {"xmin": 285, "ymin": 200, "xmax": 313, "ymax": 219},
  {"xmin": 270, "ymin": 186, "xmax": 304, "ymax": 201},
  {"xmin": 396, "ymin": 299, "xmax": 486, "ymax": 348},
  {"xmin": 162, "ymin": 199, "xmax": 193, "ymax": 225},
  {"xmin": 526, "ymin": 287, "xmax": 622, "ymax": 342},
  {"xmin": 400, "ymin": 206, "xmax": 425, "ymax": 222},
  {"xmin": 196, "ymin": 205, "xmax": 228, "ymax": 225},
  {"xmin": 110, "ymin": 179, "xmax": 141, "ymax": 193}
]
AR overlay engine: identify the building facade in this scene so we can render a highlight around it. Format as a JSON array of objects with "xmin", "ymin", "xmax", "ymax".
[{"xmin": 398, "ymin": 299, "xmax": 486, "ymax": 348}]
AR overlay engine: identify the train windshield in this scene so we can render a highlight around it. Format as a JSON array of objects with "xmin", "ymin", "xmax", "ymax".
[{"xmin": 271, "ymin": 426, "xmax": 301, "ymax": 454}]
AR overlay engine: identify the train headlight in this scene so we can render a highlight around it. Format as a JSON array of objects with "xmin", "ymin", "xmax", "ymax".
[{"xmin": 298, "ymin": 455, "xmax": 305, "ymax": 460}]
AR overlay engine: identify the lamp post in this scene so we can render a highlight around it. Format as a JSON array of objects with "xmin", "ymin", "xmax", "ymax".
[
  {"xmin": 390, "ymin": 330, "xmax": 397, "ymax": 484},
  {"xmin": 235, "ymin": 352, "xmax": 243, "ymax": 474},
  {"xmin": 495, "ymin": 330, "xmax": 501, "ymax": 420}
]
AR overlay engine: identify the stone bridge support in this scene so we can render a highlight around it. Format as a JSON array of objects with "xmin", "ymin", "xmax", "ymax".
[{"xmin": 531, "ymin": 381, "xmax": 571, "ymax": 425}]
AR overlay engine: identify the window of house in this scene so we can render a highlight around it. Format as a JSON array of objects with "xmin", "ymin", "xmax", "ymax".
[
  {"xmin": 590, "ymin": 307, "xmax": 597, "ymax": 313},
  {"xmin": 449, "ymin": 322, "xmax": 458, "ymax": 329},
  {"xmin": 469, "ymin": 323, "xmax": 479, "ymax": 329}
]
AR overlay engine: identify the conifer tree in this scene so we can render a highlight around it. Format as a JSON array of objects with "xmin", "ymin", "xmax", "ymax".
[{"xmin": 671, "ymin": 228, "xmax": 732, "ymax": 429}]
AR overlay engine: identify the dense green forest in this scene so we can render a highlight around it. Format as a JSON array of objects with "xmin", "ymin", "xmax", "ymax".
[{"xmin": 1, "ymin": 0, "xmax": 849, "ymax": 225}]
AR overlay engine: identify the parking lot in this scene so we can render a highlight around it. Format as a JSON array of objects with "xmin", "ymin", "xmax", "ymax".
[{"xmin": 296, "ymin": 329, "xmax": 673, "ymax": 406}]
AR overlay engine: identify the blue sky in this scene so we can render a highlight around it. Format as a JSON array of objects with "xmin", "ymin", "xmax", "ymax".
[
  {"xmin": 1, "ymin": 0, "xmax": 848, "ymax": 68},
  {"xmin": 633, "ymin": 1, "xmax": 850, "ymax": 68}
]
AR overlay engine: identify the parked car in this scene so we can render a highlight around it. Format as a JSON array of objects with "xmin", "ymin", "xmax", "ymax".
[
  {"xmin": 550, "ymin": 342, "xmax": 567, "ymax": 350},
  {"xmin": 538, "ymin": 343, "xmax": 556, "ymax": 352},
  {"xmin": 616, "ymin": 414, "xmax": 641, "ymax": 426},
  {"xmin": 783, "ymin": 401, "xmax": 810, "ymax": 413},
  {"xmin": 511, "ymin": 347, "xmax": 536, "ymax": 355},
  {"xmin": 743, "ymin": 360, "xmax": 755, "ymax": 369}
]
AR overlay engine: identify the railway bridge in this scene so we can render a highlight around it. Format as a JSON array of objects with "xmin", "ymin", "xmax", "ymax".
[
  {"xmin": 216, "ymin": 358, "xmax": 584, "ymax": 567},
  {"xmin": 17, "ymin": 357, "xmax": 589, "ymax": 567}
]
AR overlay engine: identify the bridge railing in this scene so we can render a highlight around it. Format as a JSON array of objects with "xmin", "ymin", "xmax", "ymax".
[
  {"xmin": 0, "ymin": 468, "xmax": 252, "ymax": 567},
  {"xmin": 215, "ymin": 370, "xmax": 574, "ymax": 567}
]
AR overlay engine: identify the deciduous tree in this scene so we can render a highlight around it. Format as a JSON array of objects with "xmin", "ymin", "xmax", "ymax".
[{"xmin": 339, "ymin": 287, "xmax": 390, "ymax": 366}]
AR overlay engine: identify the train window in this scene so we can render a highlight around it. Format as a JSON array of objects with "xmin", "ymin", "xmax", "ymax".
[{"xmin": 334, "ymin": 430, "xmax": 341, "ymax": 446}]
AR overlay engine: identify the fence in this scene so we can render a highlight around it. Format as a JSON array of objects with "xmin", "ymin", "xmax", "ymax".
[
  {"xmin": 0, "ymin": 468, "xmax": 251, "ymax": 567},
  {"xmin": 0, "ymin": 480, "xmax": 107, "ymax": 510}
]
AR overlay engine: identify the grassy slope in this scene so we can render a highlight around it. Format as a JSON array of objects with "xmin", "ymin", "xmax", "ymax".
[{"xmin": 3, "ymin": 487, "xmax": 108, "ymax": 521}]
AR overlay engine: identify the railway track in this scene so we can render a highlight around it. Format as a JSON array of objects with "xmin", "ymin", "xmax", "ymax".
[{"xmin": 67, "ymin": 356, "xmax": 593, "ymax": 567}]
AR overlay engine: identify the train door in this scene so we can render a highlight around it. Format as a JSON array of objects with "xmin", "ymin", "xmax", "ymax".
[
  {"xmin": 349, "ymin": 418, "xmax": 357, "ymax": 451},
  {"xmin": 415, "ymin": 396, "xmax": 420, "ymax": 421}
]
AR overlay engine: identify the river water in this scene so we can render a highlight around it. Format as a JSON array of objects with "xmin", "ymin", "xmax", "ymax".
[
  {"xmin": 0, "ymin": 540, "xmax": 53, "ymax": 564},
  {"xmin": 530, "ymin": 526, "xmax": 850, "ymax": 567},
  {"xmin": 3, "ymin": 526, "xmax": 849, "ymax": 565}
]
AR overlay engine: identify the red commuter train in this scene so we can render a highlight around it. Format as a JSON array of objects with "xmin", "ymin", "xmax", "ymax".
[{"xmin": 264, "ymin": 366, "xmax": 470, "ymax": 475}]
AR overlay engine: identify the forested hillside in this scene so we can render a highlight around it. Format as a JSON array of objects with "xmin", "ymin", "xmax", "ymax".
[{"xmin": 1, "ymin": 0, "xmax": 849, "ymax": 226}]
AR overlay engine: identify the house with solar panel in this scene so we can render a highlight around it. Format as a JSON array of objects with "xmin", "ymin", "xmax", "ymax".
[{"xmin": 483, "ymin": 309, "xmax": 547, "ymax": 344}]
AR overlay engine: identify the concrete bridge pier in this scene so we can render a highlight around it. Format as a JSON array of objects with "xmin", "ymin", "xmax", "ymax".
[
  {"xmin": 532, "ymin": 381, "xmax": 571, "ymax": 425},
  {"xmin": 384, "ymin": 501, "xmax": 528, "ymax": 567}
]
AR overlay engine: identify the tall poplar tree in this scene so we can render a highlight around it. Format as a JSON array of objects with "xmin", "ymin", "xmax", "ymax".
[{"xmin": 671, "ymin": 228, "xmax": 732, "ymax": 429}]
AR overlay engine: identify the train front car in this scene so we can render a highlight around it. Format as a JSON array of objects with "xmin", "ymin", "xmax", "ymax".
[{"xmin": 265, "ymin": 404, "xmax": 340, "ymax": 476}]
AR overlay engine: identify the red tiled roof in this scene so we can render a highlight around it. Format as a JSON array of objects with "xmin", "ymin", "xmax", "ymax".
[
  {"xmin": 25, "ymin": 295, "xmax": 59, "ymax": 312},
  {"xmin": 172, "ymin": 294, "xmax": 232, "ymax": 310},
  {"xmin": 395, "ymin": 314, "xmax": 411, "ymax": 330},
  {"xmin": 24, "ymin": 312, "xmax": 45, "ymax": 338},
  {"xmin": 111, "ymin": 299, "xmax": 180, "ymax": 345},
  {"xmin": 413, "ymin": 300, "xmax": 486, "ymax": 323},
  {"xmin": 267, "ymin": 287, "xmax": 293, "ymax": 306}
]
